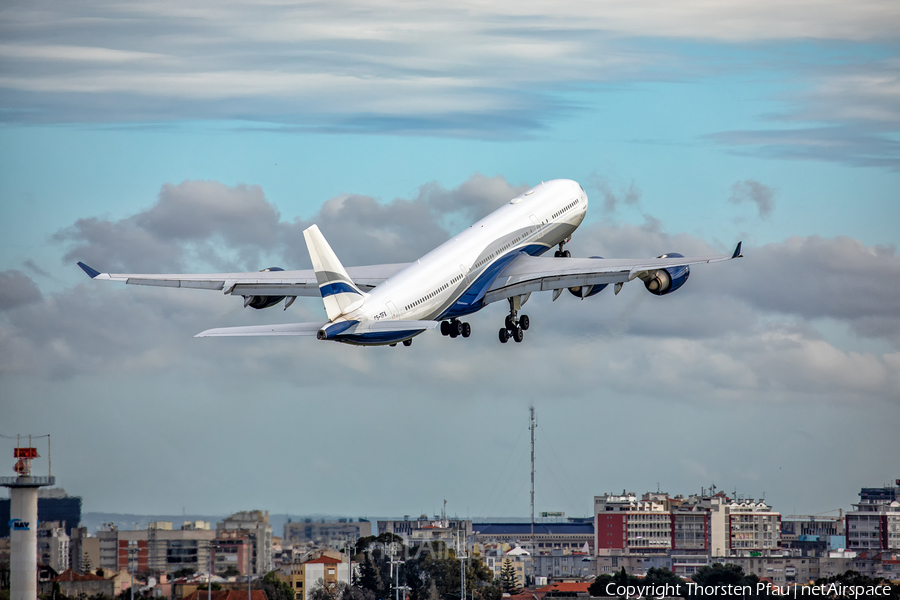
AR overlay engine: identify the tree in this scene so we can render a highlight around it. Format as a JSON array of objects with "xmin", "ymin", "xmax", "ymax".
[
  {"xmin": 172, "ymin": 567, "xmax": 196, "ymax": 579},
  {"xmin": 686, "ymin": 563, "xmax": 760, "ymax": 599},
  {"xmin": 588, "ymin": 567, "xmax": 639, "ymax": 597},
  {"xmin": 221, "ymin": 566, "xmax": 240, "ymax": 578},
  {"xmin": 356, "ymin": 552, "xmax": 383, "ymax": 597},
  {"xmin": 81, "ymin": 554, "xmax": 93, "ymax": 574},
  {"xmin": 262, "ymin": 571, "xmax": 296, "ymax": 600},
  {"xmin": 499, "ymin": 560, "xmax": 520, "ymax": 595},
  {"xmin": 642, "ymin": 567, "xmax": 683, "ymax": 589},
  {"xmin": 309, "ymin": 579, "xmax": 346, "ymax": 600}
]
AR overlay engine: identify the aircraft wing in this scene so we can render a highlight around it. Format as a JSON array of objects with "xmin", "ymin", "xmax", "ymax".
[
  {"xmin": 76, "ymin": 261, "xmax": 411, "ymax": 297},
  {"xmin": 482, "ymin": 242, "xmax": 742, "ymax": 305}
]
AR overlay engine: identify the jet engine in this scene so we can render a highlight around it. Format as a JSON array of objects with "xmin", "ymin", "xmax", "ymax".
[
  {"xmin": 243, "ymin": 267, "xmax": 287, "ymax": 309},
  {"xmin": 643, "ymin": 253, "xmax": 690, "ymax": 296},
  {"xmin": 568, "ymin": 257, "xmax": 609, "ymax": 298}
]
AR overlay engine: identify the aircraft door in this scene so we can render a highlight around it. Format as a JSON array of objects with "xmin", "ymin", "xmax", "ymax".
[{"xmin": 386, "ymin": 300, "xmax": 399, "ymax": 318}]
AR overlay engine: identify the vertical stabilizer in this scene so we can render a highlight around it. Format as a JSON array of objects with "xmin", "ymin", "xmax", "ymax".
[{"xmin": 303, "ymin": 225, "xmax": 367, "ymax": 320}]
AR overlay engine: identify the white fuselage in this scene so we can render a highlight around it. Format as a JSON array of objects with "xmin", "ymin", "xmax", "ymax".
[{"xmin": 343, "ymin": 179, "xmax": 588, "ymax": 325}]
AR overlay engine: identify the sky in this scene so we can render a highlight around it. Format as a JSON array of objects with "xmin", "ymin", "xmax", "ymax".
[{"xmin": 1, "ymin": 0, "xmax": 899, "ymax": 524}]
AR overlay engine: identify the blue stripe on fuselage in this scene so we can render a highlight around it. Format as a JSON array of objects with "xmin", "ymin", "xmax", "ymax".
[
  {"xmin": 438, "ymin": 243, "xmax": 548, "ymax": 320},
  {"xmin": 320, "ymin": 282, "xmax": 362, "ymax": 298},
  {"xmin": 333, "ymin": 330, "xmax": 425, "ymax": 346}
]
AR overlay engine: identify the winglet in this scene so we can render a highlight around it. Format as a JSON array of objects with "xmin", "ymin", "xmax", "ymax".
[
  {"xmin": 732, "ymin": 241, "xmax": 743, "ymax": 259},
  {"xmin": 77, "ymin": 262, "xmax": 101, "ymax": 278}
]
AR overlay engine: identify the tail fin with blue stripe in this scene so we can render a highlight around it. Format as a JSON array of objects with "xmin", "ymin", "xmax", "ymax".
[{"xmin": 302, "ymin": 225, "xmax": 367, "ymax": 320}]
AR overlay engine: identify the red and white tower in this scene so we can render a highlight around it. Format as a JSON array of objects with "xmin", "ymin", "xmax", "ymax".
[{"xmin": 1, "ymin": 439, "xmax": 55, "ymax": 600}]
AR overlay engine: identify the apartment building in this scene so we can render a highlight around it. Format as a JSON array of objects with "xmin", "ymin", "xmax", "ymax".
[{"xmin": 846, "ymin": 480, "xmax": 900, "ymax": 551}]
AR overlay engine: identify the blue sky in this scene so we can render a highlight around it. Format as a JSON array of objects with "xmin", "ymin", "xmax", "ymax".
[{"xmin": 1, "ymin": 0, "xmax": 899, "ymax": 519}]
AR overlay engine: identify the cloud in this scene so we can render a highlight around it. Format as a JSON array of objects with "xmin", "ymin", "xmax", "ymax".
[
  {"xmin": 729, "ymin": 179, "xmax": 775, "ymax": 218},
  {"xmin": 2, "ymin": 1, "xmax": 898, "ymax": 136},
  {"xmin": 55, "ymin": 174, "xmax": 526, "ymax": 274},
  {"xmin": 588, "ymin": 175, "xmax": 642, "ymax": 214},
  {"xmin": 0, "ymin": 270, "xmax": 42, "ymax": 310},
  {"xmin": 707, "ymin": 126, "xmax": 900, "ymax": 171},
  {"xmin": 10, "ymin": 176, "xmax": 893, "ymax": 406},
  {"xmin": 22, "ymin": 259, "xmax": 50, "ymax": 278},
  {"xmin": 3, "ymin": 173, "xmax": 898, "ymax": 517}
]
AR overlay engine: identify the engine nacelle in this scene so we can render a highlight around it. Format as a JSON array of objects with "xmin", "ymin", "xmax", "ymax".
[
  {"xmin": 644, "ymin": 253, "xmax": 690, "ymax": 296},
  {"xmin": 245, "ymin": 267, "xmax": 286, "ymax": 309},
  {"xmin": 568, "ymin": 257, "xmax": 609, "ymax": 298}
]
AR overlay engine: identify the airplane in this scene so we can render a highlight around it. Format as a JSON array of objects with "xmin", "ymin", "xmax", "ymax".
[{"xmin": 77, "ymin": 179, "xmax": 742, "ymax": 346}]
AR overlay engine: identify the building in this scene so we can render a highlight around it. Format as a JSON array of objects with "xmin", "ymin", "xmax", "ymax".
[
  {"xmin": 87, "ymin": 521, "xmax": 219, "ymax": 575},
  {"xmin": 846, "ymin": 479, "xmax": 900, "ymax": 552},
  {"xmin": 473, "ymin": 521, "xmax": 593, "ymax": 556},
  {"xmin": 283, "ymin": 554, "xmax": 354, "ymax": 600},
  {"xmin": 594, "ymin": 493, "xmax": 672, "ymax": 554},
  {"xmin": 594, "ymin": 490, "xmax": 781, "ymax": 558},
  {"xmin": 379, "ymin": 516, "xmax": 472, "ymax": 546},
  {"xmin": 69, "ymin": 526, "xmax": 101, "ymax": 573},
  {"xmin": 0, "ymin": 488, "xmax": 82, "ymax": 537},
  {"xmin": 283, "ymin": 519, "xmax": 371, "ymax": 551},
  {"xmin": 37, "ymin": 521, "xmax": 69, "ymax": 573},
  {"xmin": 531, "ymin": 548, "xmax": 593, "ymax": 581},
  {"xmin": 50, "ymin": 569, "xmax": 115, "ymax": 597},
  {"xmin": 216, "ymin": 511, "xmax": 273, "ymax": 576}
]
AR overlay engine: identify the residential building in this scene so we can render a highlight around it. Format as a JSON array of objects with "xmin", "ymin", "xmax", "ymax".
[
  {"xmin": 50, "ymin": 569, "xmax": 115, "ymax": 597},
  {"xmin": 283, "ymin": 519, "xmax": 371, "ymax": 551},
  {"xmin": 846, "ymin": 479, "xmax": 900, "ymax": 551},
  {"xmin": 88, "ymin": 521, "xmax": 219, "ymax": 575},
  {"xmin": 37, "ymin": 521, "xmax": 69, "ymax": 573},
  {"xmin": 379, "ymin": 516, "xmax": 472, "ymax": 546},
  {"xmin": 216, "ymin": 511, "xmax": 273, "ymax": 576},
  {"xmin": 283, "ymin": 554, "xmax": 354, "ymax": 600},
  {"xmin": 594, "ymin": 493, "xmax": 672, "ymax": 554},
  {"xmin": 531, "ymin": 548, "xmax": 593, "ymax": 581},
  {"xmin": 483, "ymin": 546, "xmax": 530, "ymax": 587}
]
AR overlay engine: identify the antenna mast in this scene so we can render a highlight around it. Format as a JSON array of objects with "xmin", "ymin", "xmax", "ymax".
[{"xmin": 529, "ymin": 406, "xmax": 537, "ymax": 585}]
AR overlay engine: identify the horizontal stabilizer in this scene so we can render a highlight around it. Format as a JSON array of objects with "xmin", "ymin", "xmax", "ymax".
[
  {"xmin": 195, "ymin": 319, "xmax": 437, "ymax": 338},
  {"xmin": 195, "ymin": 322, "xmax": 326, "ymax": 337}
]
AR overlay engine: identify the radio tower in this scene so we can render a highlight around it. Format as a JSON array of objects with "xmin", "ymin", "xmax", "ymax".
[{"xmin": 529, "ymin": 406, "xmax": 537, "ymax": 586}]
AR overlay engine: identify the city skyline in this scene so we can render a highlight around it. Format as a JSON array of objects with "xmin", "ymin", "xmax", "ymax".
[{"xmin": 2, "ymin": 0, "xmax": 898, "ymax": 519}]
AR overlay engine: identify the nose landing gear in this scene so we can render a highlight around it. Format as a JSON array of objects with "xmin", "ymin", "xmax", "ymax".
[{"xmin": 554, "ymin": 239, "xmax": 571, "ymax": 258}]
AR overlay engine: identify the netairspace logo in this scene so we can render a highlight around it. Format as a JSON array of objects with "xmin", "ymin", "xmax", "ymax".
[{"xmin": 605, "ymin": 581, "xmax": 895, "ymax": 598}]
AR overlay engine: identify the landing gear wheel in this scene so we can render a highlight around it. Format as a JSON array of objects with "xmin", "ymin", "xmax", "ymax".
[
  {"xmin": 512, "ymin": 326, "xmax": 524, "ymax": 342},
  {"xmin": 519, "ymin": 314, "xmax": 530, "ymax": 331},
  {"xmin": 449, "ymin": 328, "xmax": 458, "ymax": 338},
  {"xmin": 440, "ymin": 321, "xmax": 450, "ymax": 336},
  {"xmin": 462, "ymin": 322, "xmax": 471, "ymax": 338},
  {"xmin": 499, "ymin": 328, "xmax": 510, "ymax": 343},
  {"xmin": 563, "ymin": 250, "xmax": 571, "ymax": 258},
  {"xmin": 403, "ymin": 338, "xmax": 413, "ymax": 347},
  {"xmin": 554, "ymin": 250, "xmax": 562, "ymax": 257},
  {"xmin": 390, "ymin": 343, "xmax": 397, "ymax": 347}
]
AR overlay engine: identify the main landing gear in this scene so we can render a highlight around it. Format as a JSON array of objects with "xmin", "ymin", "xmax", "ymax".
[
  {"xmin": 554, "ymin": 239, "xmax": 571, "ymax": 258},
  {"xmin": 499, "ymin": 297, "xmax": 530, "ymax": 344},
  {"xmin": 390, "ymin": 338, "xmax": 415, "ymax": 347},
  {"xmin": 440, "ymin": 319, "xmax": 471, "ymax": 339}
]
